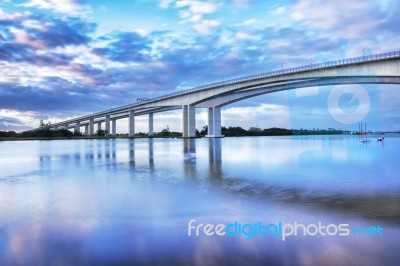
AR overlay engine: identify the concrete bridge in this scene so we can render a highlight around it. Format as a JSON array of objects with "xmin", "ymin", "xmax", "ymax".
[{"xmin": 32, "ymin": 51, "xmax": 400, "ymax": 138}]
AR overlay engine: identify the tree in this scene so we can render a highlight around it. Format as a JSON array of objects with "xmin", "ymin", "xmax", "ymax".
[
  {"xmin": 161, "ymin": 125, "xmax": 170, "ymax": 136},
  {"xmin": 39, "ymin": 119, "xmax": 45, "ymax": 127},
  {"xmin": 96, "ymin": 129, "xmax": 108, "ymax": 136},
  {"xmin": 249, "ymin": 126, "xmax": 262, "ymax": 133},
  {"xmin": 200, "ymin": 125, "xmax": 208, "ymax": 136}
]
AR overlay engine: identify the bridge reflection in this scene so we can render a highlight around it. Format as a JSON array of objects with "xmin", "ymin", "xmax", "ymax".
[{"xmin": 35, "ymin": 138, "xmax": 399, "ymax": 224}]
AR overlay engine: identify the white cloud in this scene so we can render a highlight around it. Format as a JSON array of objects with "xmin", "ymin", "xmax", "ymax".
[
  {"xmin": 158, "ymin": 0, "xmax": 174, "ymax": 9},
  {"xmin": 22, "ymin": 19, "xmax": 49, "ymax": 31},
  {"xmin": 0, "ymin": 109, "xmax": 42, "ymax": 129},
  {"xmin": 235, "ymin": 18, "xmax": 257, "ymax": 27},
  {"xmin": 193, "ymin": 19, "xmax": 220, "ymax": 34},
  {"xmin": 20, "ymin": 0, "xmax": 89, "ymax": 14},
  {"xmin": 289, "ymin": 0, "xmax": 375, "ymax": 31},
  {"xmin": 272, "ymin": 6, "xmax": 286, "ymax": 16},
  {"xmin": 243, "ymin": 18, "xmax": 257, "ymax": 25},
  {"xmin": 174, "ymin": 0, "xmax": 221, "ymax": 24},
  {"xmin": 178, "ymin": 9, "xmax": 203, "ymax": 22},
  {"xmin": 290, "ymin": 0, "xmax": 342, "ymax": 29},
  {"xmin": 10, "ymin": 28, "xmax": 45, "ymax": 49},
  {"xmin": 0, "ymin": 7, "xmax": 29, "ymax": 20},
  {"xmin": 223, "ymin": 103, "xmax": 291, "ymax": 129},
  {"xmin": 176, "ymin": 1, "xmax": 219, "ymax": 14},
  {"xmin": 234, "ymin": 31, "xmax": 259, "ymax": 41},
  {"xmin": 231, "ymin": 0, "xmax": 253, "ymax": 8}
]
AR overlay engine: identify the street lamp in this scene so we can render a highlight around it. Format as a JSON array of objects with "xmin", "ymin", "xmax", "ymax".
[
  {"xmin": 281, "ymin": 63, "xmax": 285, "ymax": 70},
  {"xmin": 363, "ymin": 48, "xmax": 366, "ymax": 58}
]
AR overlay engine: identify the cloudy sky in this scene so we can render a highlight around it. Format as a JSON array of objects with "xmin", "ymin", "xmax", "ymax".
[{"xmin": 1, "ymin": 0, "xmax": 399, "ymax": 132}]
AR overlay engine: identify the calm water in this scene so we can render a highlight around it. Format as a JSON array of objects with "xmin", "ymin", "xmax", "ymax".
[{"xmin": 0, "ymin": 136, "xmax": 399, "ymax": 265}]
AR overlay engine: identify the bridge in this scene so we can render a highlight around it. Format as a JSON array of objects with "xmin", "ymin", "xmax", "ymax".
[{"xmin": 31, "ymin": 50, "xmax": 400, "ymax": 138}]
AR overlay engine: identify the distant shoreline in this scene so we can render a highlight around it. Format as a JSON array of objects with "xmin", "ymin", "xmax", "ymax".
[{"xmin": 1, "ymin": 133, "xmax": 399, "ymax": 141}]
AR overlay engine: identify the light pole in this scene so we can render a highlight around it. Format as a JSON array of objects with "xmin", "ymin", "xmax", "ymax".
[
  {"xmin": 363, "ymin": 48, "xmax": 366, "ymax": 58},
  {"xmin": 281, "ymin": 63, "xmax": 285, "ymax": 70}
]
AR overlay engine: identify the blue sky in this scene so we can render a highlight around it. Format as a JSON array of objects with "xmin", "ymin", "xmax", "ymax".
[{"xmin": 0, "ymin": 0, "xmax": 400, "ymax": 132}]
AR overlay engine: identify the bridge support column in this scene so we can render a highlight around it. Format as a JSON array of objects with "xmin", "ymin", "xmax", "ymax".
[
  {"xmin": 89, "ymin": 118, "xmax": 94, "ymax": 136},
  {"xmin": 64, "ymin": 124, "xmax": 68, "ymax": 130},
  {"xmin": 105, "ymin": 115, "xmax": 110, "ymax": 136},
  {"xmin": 207, "ymin": 108, "xmax": 214, "ymax": 136},
  {"xmin": 75, "ymin": 121, "xmax": 81, "ymax": 134},
  {"xmin": 84, "ymin": 125, "xmax": 89, "ymax": 136},
  {"xmin": 97, "ymin": 122, "xmax": 102, "ymax": 132},
  {"xmin": 111, "ymin": 119, "xmax": 116, "ymax": 136},
  {"xmin": 182, "ymin": 105, "xmax": 188, "ymax": 137},
  {"xmin": 129, "ymin": 110, "xmax": 135, "ymax": 138},
  {"xmin": 206, "ymin": 106, "xmax": 224, "ymax": 138},
  {"xmin": 148, "ymin": 113, "xmax": 154, "ymax": 137},
  {"xmin": 188, "ymin": 104, "xmax": 196, "ymax": 137},
  {"xmin": 182, "ymin": 105, "xmax": 196, "ymax": 138}
]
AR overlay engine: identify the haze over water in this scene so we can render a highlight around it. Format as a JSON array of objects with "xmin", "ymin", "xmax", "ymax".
[{"xmin": 0, "ymin": 136, "xmax": 399, "ymax": 265}]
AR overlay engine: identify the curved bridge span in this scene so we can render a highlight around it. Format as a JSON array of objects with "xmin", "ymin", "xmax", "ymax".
[{"xmin": 32, "ymin": 51, "xmax": 400, "ymax": 138}]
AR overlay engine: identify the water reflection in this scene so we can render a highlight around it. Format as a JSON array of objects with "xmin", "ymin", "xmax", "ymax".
[
  {"xmin": 183, "ymin": 139, "xmax": 196, "ymax": 179},
  {"xmin": 0, "ymin": 136, "xmax": 399, "ymax": 265},
  {"xmin": 208, "ymin": 138, "xmax": 223, "ymax": 181}
]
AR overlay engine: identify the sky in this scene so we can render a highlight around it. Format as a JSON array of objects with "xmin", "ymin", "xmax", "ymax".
[{"xmin": 0, "ymin": 0, "xmax": 400, "ymax": 133}]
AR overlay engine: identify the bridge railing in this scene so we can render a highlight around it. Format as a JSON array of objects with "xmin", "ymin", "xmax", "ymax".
[{"xmin": 45, "ymin": 50, "xmax": 400, "ymax": 128}]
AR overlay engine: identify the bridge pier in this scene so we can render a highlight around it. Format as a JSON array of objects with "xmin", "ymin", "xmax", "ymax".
[
  {"xmin": 129, "ymin": 110, "xmax": 135, "ymax": 138},
  {"xmin": 182, "ymin": 105, "xmax": 188, "ymax": 137},
  {"xmin": 89, "ymin": 118, "xmax": 94, "ymax": 136},
  {"xmin": 148, "ymin": 113, "xmax": 154, "ymax": 137},
  {"xmin": 64, "ymin": 124, "xmax": 68, "ymax": 130},
  {"xmin": 105, "ymin": 115, "xmax": 110, "ymax": 136},
  {"xmin": 111, "ymin": 119, "xmax": 116, "ymax": 136},
  {"xmin": 206, "ymin": 106, "xmax": 224, "ymax": 138},
  {"xmin": 75, "ymin": 121, "xmax": 81, "ymax": 134},
  {"xmin": 84, "ymin": 124, "xmax": 89, "ymax": 136},
  {"xmin": 188, "ymin": 104, "xmax": 196, "ymax": 137},
  {"xmin": 182, "ymin": 105, "xmax": 196, "ymax": 138},
  {"xmin": 207, "ymin": 107, "xmax": 214, "ymax": 136},
  {"xmin": 97, "ymin": 122, "xmax": 102, "ymax": 131}
]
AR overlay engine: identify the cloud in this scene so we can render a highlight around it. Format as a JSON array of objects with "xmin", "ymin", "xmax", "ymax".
[
  {"xmin": 176, "ymin": 1, "xmax": 219, "ymax": 14},
  {"xmin": 0, "ymin": 115, "xmax": 24, "ymax": 126},
  {"xmin": 288, "ymin": 0, "xmax": 396, "ymax": 39},
  {"xmin": 222, "ymin": 103, "xmax": 291, "ymax": 129},
  {"xmin": 92, "ymin": 32, "xmax": 151, "ymax": 62},
  {"xmin": 0, "ymin": 7, "xmax": 28, "ymax": 21},
  {"xmin": 230, "ymin": 0, "xmax": 255, "ymax": 8},
  {"xmin": 158, "ymin": 0, "xmax": 174, "ymax": 9},
  {"xmin": 20, "ymin": 0, "xmax": 89, "ymax": 14},
  {"xmin": 193, "ymin": 19, "xmax": 221, "ymax": 34},
  {"xmin": 172, "ymin": 0, "xmax": 221, "ymax": 24},
  {"xmin": 272, "ymin": 6, "xmax": 286, "ymax": 16}
]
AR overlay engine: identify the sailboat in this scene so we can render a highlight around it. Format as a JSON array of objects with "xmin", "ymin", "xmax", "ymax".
[{"xmin": 359, "ymin": 123, "xmax": 369, "ymax": 143}]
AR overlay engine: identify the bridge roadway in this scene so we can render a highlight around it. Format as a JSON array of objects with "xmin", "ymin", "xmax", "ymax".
[{"xmin": 32, "ymin": 51, "xmax": 400, "ymax": 138}]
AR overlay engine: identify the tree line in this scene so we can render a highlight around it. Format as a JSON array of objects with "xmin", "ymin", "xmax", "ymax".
[{"xmin": 0, "ymin": 126, "xmax": 344, "ymax": 139}]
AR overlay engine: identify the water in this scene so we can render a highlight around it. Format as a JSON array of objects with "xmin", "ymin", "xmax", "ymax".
[{"xmin": 0, "ymin": 136, "xmax": 399, "ymax": 265}]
